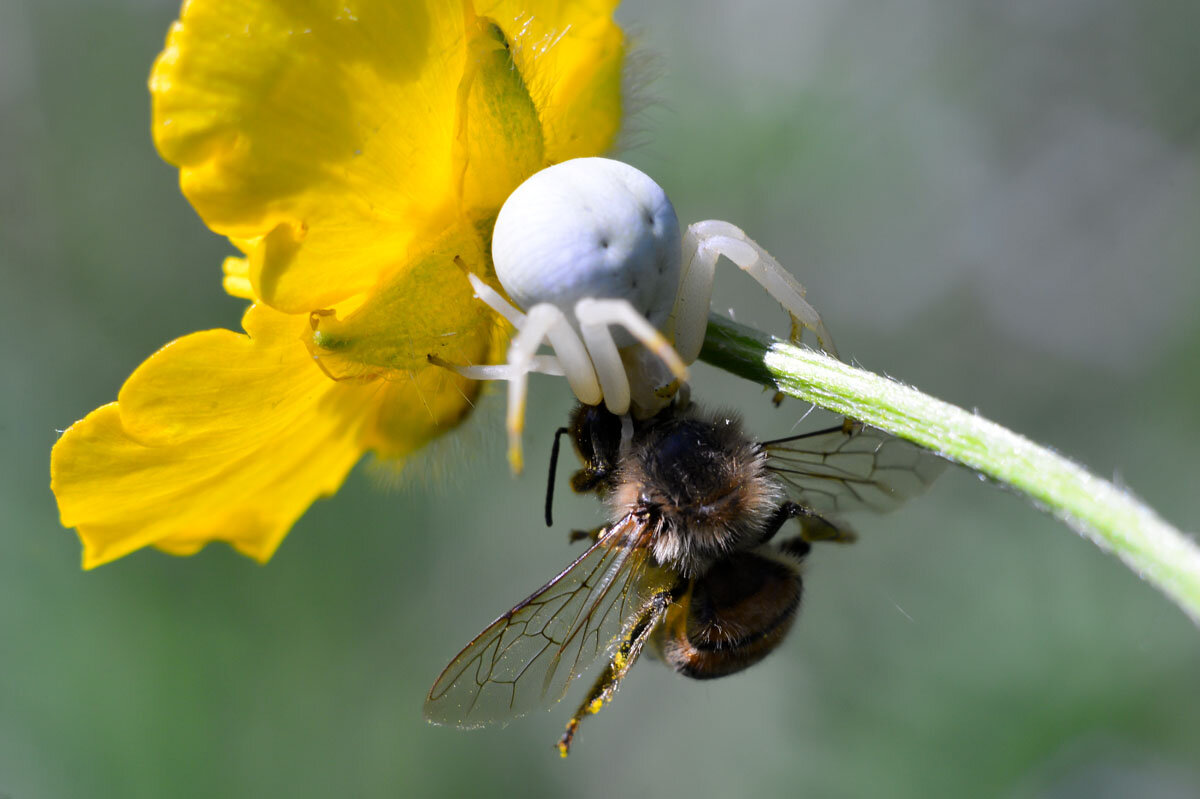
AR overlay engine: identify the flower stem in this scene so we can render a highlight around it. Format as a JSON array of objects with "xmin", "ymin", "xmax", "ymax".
[{"xmin": 700, "ymin": 314, "xmax": 1200, "ymax": 626}]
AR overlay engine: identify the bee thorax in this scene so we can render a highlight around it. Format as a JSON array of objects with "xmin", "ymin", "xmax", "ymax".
[{"xmin": 610, "ymin": 409, "xmax": 785, "ymax": 576}]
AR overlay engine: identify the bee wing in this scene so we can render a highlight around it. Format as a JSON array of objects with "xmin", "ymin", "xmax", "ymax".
[
  {"xmin": 424, "ymin": 515, "xmax": 674, "ymax": 728},
  {"xmin": 764, "ymin": 422, "xmax": 947, "ymax": 515}
]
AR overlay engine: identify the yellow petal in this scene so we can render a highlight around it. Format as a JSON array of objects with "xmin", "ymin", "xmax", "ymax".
[
  {"xmin": 365, "ymin": 355, "xmax": 493, "ymax": 460},
  {"xmin": 221, "ymin": 256, "xmax": 254, "ymax": 300},
  {"xmin": 454, "ymin": 13, "xmax": 545, "ymax": 218},
  {"xmin": 151, "ymin": 0, "xmax": 466, "ymax": 312},
  {"xmin": 49, "ymin": 305, "xmax": 468, "ymax": 568},
  {"xmin": 151, "ymin": 0, "xmax": 625, "ymax": 313},
  {"xmin": 483, "ymin": 0, "xmax": 624, "ymax": 162},
  {"xmin": 308, "ymin": 222, "xmax": 502, "ymax": 381},
  {"xmin": 62, "ymin": 0, "xmax": 628, "ymax": 567}
]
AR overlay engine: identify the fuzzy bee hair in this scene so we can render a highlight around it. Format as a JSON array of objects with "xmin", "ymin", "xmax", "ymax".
[{"xmin": 607, "ymin": 406, "xmax": 786, "ymax": 577}]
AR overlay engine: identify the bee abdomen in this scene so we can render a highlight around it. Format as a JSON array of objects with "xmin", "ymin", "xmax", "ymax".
[{"xmin": 656, "ymin": 551, "xmax": 803, "ymax": 680}]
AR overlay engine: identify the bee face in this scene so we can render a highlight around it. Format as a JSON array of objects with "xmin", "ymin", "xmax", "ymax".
[
  {"xmin": 609, "ymin": 410, "xmax": 784, "ymax": 578},
  {"xmin": 565, "ymin": 402, "xmax": 624, "ymax": 495},
  {"xmin": 426, "ymin": 402, "xmax": 946, "ymax": 755}
]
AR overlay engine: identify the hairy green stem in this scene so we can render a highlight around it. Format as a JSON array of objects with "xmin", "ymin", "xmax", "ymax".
[{"xmin": 700, "ymin": 314, "xmax": 1200, "ymax": 626}]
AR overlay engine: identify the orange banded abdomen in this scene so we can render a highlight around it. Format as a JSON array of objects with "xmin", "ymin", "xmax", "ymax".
[{"xmin": 655, "ymin": 549, "xmax": 803, "ymax": 680}]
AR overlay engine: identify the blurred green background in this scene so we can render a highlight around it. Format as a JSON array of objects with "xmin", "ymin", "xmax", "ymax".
[{"xmin": 4, "ymin": 0, "xmax": 1199, "ymax": 796}]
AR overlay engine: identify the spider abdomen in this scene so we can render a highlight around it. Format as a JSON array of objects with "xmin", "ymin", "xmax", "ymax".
[{"xmin": 491, "ymin": 157, "xmax": 682, "ymax": 344}]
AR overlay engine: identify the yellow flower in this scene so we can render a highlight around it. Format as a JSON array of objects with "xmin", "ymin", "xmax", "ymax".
[{"xmin": 50, "ymin": 0, "xmax": 625, "ymax": 569}]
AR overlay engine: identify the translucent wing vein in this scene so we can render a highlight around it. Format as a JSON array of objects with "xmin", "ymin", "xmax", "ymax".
[
  {"xmin": 424, "ymin": 516, "xmax": 665, "ymax": 728},
  {"xmin": 765, "ymin": 423, "xmax": 947, "ymax": 515}
]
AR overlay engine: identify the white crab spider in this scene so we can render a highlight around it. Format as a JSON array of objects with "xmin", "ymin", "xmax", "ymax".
[{"xmin": 443, "ymin": 157, "xmax": 835, "ymax": 471}]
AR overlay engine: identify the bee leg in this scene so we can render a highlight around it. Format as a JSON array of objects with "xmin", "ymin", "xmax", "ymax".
[
  {"xmin": 757, "ymin": 501, "xmax": 807, "ymax": 544},
  {"xmin": 798, "ymin": 509, "xmax": 856, "ymax": 545},
  {"xmin": 567, "ymin": 526, "xmax": 605, "ymax": 545},
  {"xmin": 759, "ymin": 502, "xmax": 856, "ymax": 546},
  {"xmin": 556, "ymin": 590, "xmax": 674, "ymax": 758},
  {"xmin": 778, "ymin": 537, "xmax": 812, "ymax": 560}
]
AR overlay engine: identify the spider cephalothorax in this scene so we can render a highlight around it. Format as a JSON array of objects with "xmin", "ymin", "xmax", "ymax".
[{"xmin": 439, "ymin": 157, "xmax": 836, "ymax": 470}]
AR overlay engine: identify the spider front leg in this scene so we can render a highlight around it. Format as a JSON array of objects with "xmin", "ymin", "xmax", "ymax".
[
  {"xmin": 429, "ymin": 355, "xmax": 565, "ymax": 381},
  {"xmin": 462, "ymin": 275, "xmax": 604, "ymax": 471},
  {"xmin": 429, "ymin": 277, "xmax": 566, "ymax": 380},
  {"xmin": 500, "ymin": 304, "xmax": 605, "ymax": 472},
  {"xmin": 672, "ymin": 221, "xmax": 838, "ymax": 364},
  {"xmin": 574, "ymin": 298, "xmax": 690, "ymax": 417}
]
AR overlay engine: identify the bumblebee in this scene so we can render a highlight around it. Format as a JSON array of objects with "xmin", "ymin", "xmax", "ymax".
[{"xmin": 425, "ymin": 402, "xmax": 945, "ymax": 756}]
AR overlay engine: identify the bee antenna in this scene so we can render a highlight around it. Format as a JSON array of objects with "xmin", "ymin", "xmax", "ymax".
[{"xmin": 545, "ymin": 426, "xmax": 571, "ymax": 527}]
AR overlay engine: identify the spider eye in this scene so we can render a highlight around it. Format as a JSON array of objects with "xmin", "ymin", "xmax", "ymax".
[{"xmin": 491, "ymin": 157, "xmax": 683, "ymax": 341}]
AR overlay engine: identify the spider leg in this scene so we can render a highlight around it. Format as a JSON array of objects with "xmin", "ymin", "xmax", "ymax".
[
  {"xmin": 669, "ymin": 227, "xmax": 718, "ymax": 365},
  {"xmin": 465, "ymin": 273, "xmax": 525, "ymax": 328},
  {"xmin": 503, "ymin": 304, "xmax": 603, "ymax": 472},
  {"xmin": 621, "ymin": 347, "xmax": 687, "ymax": 415},
  {"xmin": 574, "ymin": 298, "xmax": 689, "ymax": 416},
  {"xmin": 685, "ymin": 221, "xmax": 839, "ymax": 358},
  {"xmin": 463, "ymin": 272, "xmax": 604, "ymax": 471},
  {"xmin": 427, "ymin": 354, "xmax": 566, "ymax": 380}
]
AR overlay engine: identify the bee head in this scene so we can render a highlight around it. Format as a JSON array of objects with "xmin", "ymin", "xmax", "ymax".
[{"xmin": 614, "ymin": 408, "xmax": 783, "ymax": 576}]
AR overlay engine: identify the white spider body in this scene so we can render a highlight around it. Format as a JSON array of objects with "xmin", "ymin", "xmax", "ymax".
[
  {"xmin": 442, "ymin": 157, "xmax": 835, "ymax": 471},
  {"xmin": 492, "ymin": 158, "xmax": 682, "ymax": 347}
]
